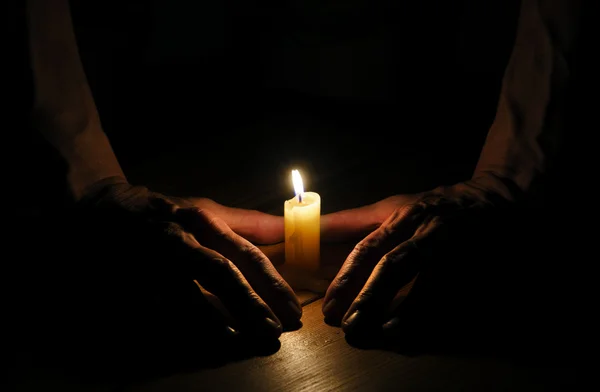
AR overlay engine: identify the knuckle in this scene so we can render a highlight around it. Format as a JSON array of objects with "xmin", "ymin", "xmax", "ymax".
[
  {"xmin": 396, "ymin": 203, "xmax": 426, "ymax": 223},
  {"xmin": 190, "ymin": 207, "xmax": 212, "ymax": 220},
  {"xmin": 381, "ymin": 245, "xmax": 414, "ymax": 267},
  {"xmin": 243, "ymin": 244, "xmax": 266, "ymax": 262},
  {"xmin": 336, "ymin": 274, "xmax": 350, "ymax": 287},
  {"xmin": 326, "ymin": 280, "xmax": 344, "ymax": 295},
  {"xmin": 213, "ymin": 226, "xmax": 232, "ymax": 242},
  {"xmin": 385, "ymin": 204, "xmax": 426, "ymax": 230},
  {"xmin": 268, "ymin": 277, "xmax": 288, "ymax": 293},
  {"xmin": 233, "ymin": 240, "xmax": 267, "ymax": 266},
  {"xmin": 413, "ymin": 199, "xmax": 433, "ymax": 213},
  {"xmin": 380, "ymin": 223, "xmax": 397, "ymax": 237},
  {"xmin": 352, "ymin": 241, "xmax": 370, "ymax": 255},
  {"xmin": 379, "ymin": 252, "xmax": 401, "ymax": 268},
  {"xmin": 161, "ymin": 221, "xmax": 183, "ymax": 237},
  {"xmin": 402, "ymin": 239, "xmax": 419, "ymax": 254},
  {"xmin": 186, "ymin": 208, "xmax": 230, "ymax": 234},
  {"xmin": 355, "ymin": 288, "xmax": 374, "ymax": 303},
  {"xmin": 351, "ymin": 241, "xmax": 375, "ymax": 258},
  {"xmin": 177, "ymin": 206, "xmax": 211, "ymax": 221},
  {"xmin": 248, "ymin": 290, "xmax": 264, "ymax": 304},
  {"xmin": 378, "ymin": 253, "xmax": 393, "ymax": 266},
  {"xmin": 206, "ymin": 214, "xmax": 229, "ymax": 232},
  {"xmin": 186, "ymin": 206, "xmax": 204, "ymax": 215},
  {"xmin": 410, "ymin": 194, "xmax": 450, "ymax": 217},
  {"xmin": 332, "ymin": 267, "xmax": 354, "ymax": 289},
  {"xmin": 209, "ymin": 256, "xmax": 234, "ymax": 276}
]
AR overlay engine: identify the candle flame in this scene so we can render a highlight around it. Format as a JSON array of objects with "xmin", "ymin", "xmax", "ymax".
[{"xmin": 292, "ymin": 169, "xmax": 304, "ymax": 200}]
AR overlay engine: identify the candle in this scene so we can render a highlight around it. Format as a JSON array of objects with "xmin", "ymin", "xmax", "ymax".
[{"xmin": 284, "ymin": 169, "xmax": 321, "ymax": 272}]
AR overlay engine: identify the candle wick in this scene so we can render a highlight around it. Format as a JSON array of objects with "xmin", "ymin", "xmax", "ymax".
[{"xmin": 298, "ymin": 193, "xmax": 303, "ymax": 203}]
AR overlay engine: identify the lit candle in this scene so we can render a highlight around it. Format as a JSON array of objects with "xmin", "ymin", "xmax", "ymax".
[{"xmin": 284, "ymin": 169, "xmax": 321, "ymax": 272}]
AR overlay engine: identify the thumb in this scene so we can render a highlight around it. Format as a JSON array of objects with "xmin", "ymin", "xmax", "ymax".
[{"xmin": 187, "ymin": 198, "xmax": 284, "ymax": 245}]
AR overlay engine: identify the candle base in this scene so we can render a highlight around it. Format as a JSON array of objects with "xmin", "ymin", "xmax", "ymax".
[{"xmin": 278, "ymin": 263, "xmax": 329, "ymax": 294}]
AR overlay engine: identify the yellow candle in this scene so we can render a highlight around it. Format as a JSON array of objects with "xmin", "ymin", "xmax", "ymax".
[{"xmin": 284, "ymin": 170, "xmax": 321, "ymax": 272}]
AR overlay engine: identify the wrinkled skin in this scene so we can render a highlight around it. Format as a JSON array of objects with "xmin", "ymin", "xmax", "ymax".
[
  {"xmin": 319, "ymin": 175, "xmax": 516, "ymax": 336},
  {"xmin": 77, "ymin": 177, "xmax": 301, "ymax": 341},
  {"xmin": 73, "ymin": 173, "xmax": 515, "ymax": 342}
]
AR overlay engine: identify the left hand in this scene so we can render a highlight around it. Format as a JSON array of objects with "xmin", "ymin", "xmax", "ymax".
[
  {"xmin": 320, "ymin": 175, "xmax": 517, "ymax": 336},
  {"xmin": 75, "ymin": 178, "xmax": 299, "ymax": 338}
]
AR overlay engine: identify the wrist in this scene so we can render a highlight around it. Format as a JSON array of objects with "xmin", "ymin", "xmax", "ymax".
[
  {"xmin": 35, "ymin": 122, "xmax": 127, "ymax": 202},
  {"xmin": 467, "ymin": 171, "xmax": 523, "ymax": 204},
  {"xmin": 79, "ymin": 176, "xmax": 129, "ymax": 202},
  {"xmin": 428, "ymin": 172, "xmax": 522, "ymax": 206}
]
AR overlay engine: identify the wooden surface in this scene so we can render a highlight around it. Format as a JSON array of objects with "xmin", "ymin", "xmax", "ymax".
[
  {"xmin": 9, "ymin": 241, "xmax": 581, "ymax": 392},
  {"xmin": 10, "ymin": 297, "xmax": 578, "ymax": 392},
  {"xmin": 123, "ymin": 298, "xmax": 577, "ymax": 392},
  {"xmin": 118, "ymin": 242, "xmax": 580, "ymax": 392}
]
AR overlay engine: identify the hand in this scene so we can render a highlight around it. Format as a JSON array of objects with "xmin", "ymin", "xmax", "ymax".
[
  {"xmin": 320, "ymin": 175, "xmax": 517, "ymax": 336},
  {"xmin": 77, "ymin": 177, "xmax": 300, "ymax": 341}
]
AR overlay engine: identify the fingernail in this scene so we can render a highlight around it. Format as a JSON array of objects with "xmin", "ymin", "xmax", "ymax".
[
  {"xmin": 264, "ymin": 317, "xmax": 282, "ymax": 335},
  {"xmin": 288, "ymin": 300, "xmax": 303, "ymax": 319},
  {"xmin": 342, "ymin": 310, "xmax": 361, "ymax": 334},
  {"xmin": 225, "ymin": 326, "xmax": 239, "ymax": 336},
  {"xmin": 382, "ymin": 316, "xmax": 401, "ymax": 331}
]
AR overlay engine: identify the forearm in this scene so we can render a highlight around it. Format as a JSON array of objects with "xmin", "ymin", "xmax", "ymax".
[
  {"xmin": 473, "ymin": 0, "xmax": 582, "ymax": 201},
  {"xmin": 27, "ymin": 0, "xmax": 125, "ymax": 201}
]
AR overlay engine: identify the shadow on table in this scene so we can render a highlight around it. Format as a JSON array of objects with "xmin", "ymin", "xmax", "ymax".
[
  {"xmin": 7, "ymin": 210, "xmax": 358, "ymax": 387},
  {"xmin": 343, "ymin": 288, "xmax": 587, "ymax": 365},
  {"xmin": 335, "ymin": 210, "xmax": 592, "ymax": 365},
  {"xmin": 6, "ymin": 212, "xmax": 292, "ymax": 387},
  {"xmin": 11, "ymin": 316, "xmax": 283, "ymax": 385}
]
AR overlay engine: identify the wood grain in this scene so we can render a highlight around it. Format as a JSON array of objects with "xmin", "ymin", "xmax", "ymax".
[{"xmin": 125, "ymin": 298, "xmax": 576, "ymax": 392}]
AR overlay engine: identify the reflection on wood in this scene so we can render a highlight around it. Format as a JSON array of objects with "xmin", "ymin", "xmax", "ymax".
[
  {"xmin": 259, "ymin": 241, "xmax": 356, "ymax": 304},
  {"xmin": 128, "ymin": 297, "xmax": 564, "ymax": 392}
]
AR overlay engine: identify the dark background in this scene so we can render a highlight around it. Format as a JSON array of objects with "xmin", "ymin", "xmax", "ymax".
[
  {"xmin": 68, "ymin": 0, "xmax": 520, "ymax": 212},
  {"xmin": 4, "ymin": 2, "xmax": 596, "ymax": 383}
]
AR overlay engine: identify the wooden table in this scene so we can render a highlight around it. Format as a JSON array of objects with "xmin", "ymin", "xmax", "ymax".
[
  {"xmin": 121, "ymin": 243, "xmax": 579, "ymax": 392},
  {"xmin": 125, "ymin": 298, "xmax": 577, "ymax": 392},
  {"xmin": 10, "ymin": 277, "xmax": 580, "ymax": 392},
  {"xmin": 11, "ymin": 288, "xmax": 579, "ymax": 392}
]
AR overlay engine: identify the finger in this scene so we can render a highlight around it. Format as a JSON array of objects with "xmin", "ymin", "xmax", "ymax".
[
  {"xmin": 379, "ymin": 271, "xmax": 429, "ymax": 342},
  {"xmin": 188, "ymin": 197, "xmax": 284, "ymax": 245},
  {"xmin": 341, "ymin": 218, "xmax": 442, "ymax": 336},
  {"xmin": 160, "ymin": 222, "xmax": 283, "ymax": 340},
  {"xmin": 150, "ymin": 279, "xmax": 240, "ymax": 353},
  {"xmin": 320, "ymin": 195, "xmax": 414, "ymax": 242},
  {"xmin": 322, "ymin": 203, "xmax": 428, "ymax": 324},
  {"xmin": 175, "ymin": 208, "xmax": 302, "ymax": 328}
]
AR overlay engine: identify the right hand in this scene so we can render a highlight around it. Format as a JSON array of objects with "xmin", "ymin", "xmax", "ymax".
[{"xmin": 77, "ymin": 177, "xmax": 299, "ymax": 341}]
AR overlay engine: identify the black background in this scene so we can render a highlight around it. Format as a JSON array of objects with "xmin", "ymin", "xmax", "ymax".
[
  {"xmin": 3, "ymin": 2, "xmax": 596, "ymax": 382},
  {"xmin": 67, "ymin": 0, "xmax": 520, "ymax": 209}
]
